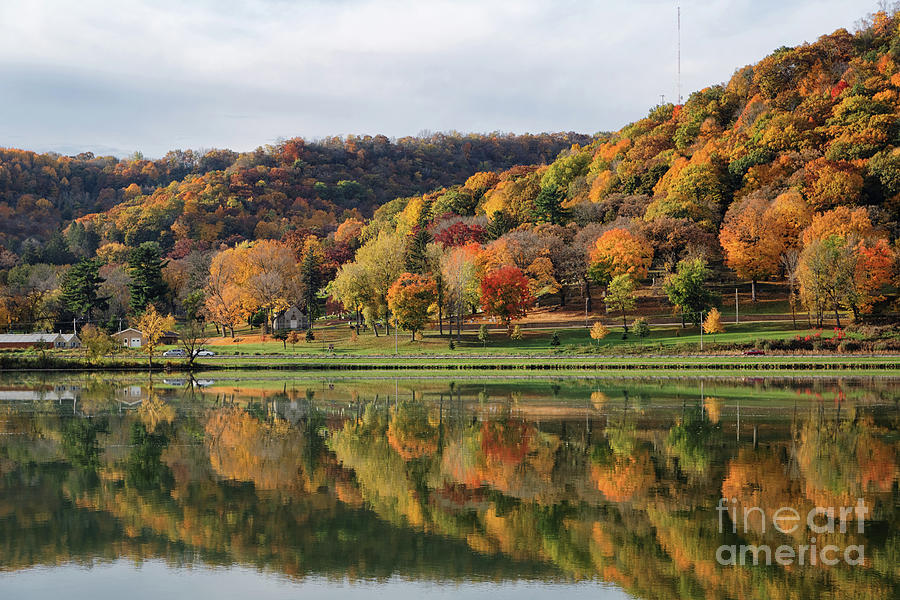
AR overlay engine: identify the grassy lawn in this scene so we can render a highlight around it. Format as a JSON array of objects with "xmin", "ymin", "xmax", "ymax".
[{"xmin": 166, "ymin": 320, "xmax": 838, "ymax": 357}]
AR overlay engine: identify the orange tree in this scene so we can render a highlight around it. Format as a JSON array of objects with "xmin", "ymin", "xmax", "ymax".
[
  {"xmin": 719, "ymin": 196, "xmax": 783, "ymax": 301},
  {"xmin": 588, "ymin": 228, "xmax": 653, "ymax": 286},
  {"xmin": 386, "ymin": 273, "xmax": 437, "ymax": 340},
  {"xmin": 479, "ymin": 266, "xmax": 534, "ymax": 334}
]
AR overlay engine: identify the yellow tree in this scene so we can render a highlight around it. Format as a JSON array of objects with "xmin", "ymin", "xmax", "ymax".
[
  {"xmin": 136, "ymin": 304, "xmax": 176, "ymax": 370},
  {"xmin": 719, "ymin": 196, "xmax": 783, "ymax": 301},
  {"xmin": 205, "ymin": 247, "xmax": 248, "ymax": 337},
  {"xmin": 766, "ymin": 190, "xmax": 811, "ymax": 250},
  {"xmin": 387, "ymin": 273, "xmax": 437, "ymax": 341},
  {"xmin": 238, "ymin": 240, "xmax": 301, "ymax": 332},
  {"xmin": 355, "ymin": 232, "xmax": 406, "ymax": 335},
  {"xmin": 702, "ymin": 308, "xmax": 725, "ymax": 335},
  {"xmin": 589, "ymin": 321, "xmax": 610, "ymax": 346}
]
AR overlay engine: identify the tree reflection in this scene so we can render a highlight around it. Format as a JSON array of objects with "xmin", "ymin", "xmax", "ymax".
[{"xmin": 0, "ymin": 377, "xmax": 897, "ymax": 600}]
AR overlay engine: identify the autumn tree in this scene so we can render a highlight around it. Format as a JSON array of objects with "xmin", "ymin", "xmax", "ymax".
[
  {"xmin": 702, "ymin": 307, "xmax": 725, "ymax": 335},
  {"xmin": 354, "ymin": 232, "xmax": 406, "ymax": 335},
  {"xmin": 240, "ymin": 240, "xmax": 302, "ymax": 333},
  {"xmin": 136, "ymin": 304, "xmax": 176, "ymax": 371},
  {"xmin": 441, "ymin": 243, "xmax": 480, "ymax": 341},
  {"xmin": 588, "ymin": 228, "xmax": 653, "ymax": 286},
  {"xmin": 590, "ymin": 321, "xmax": 610, "ymax": 346},
  {"xmin": 330, "ymin": 261, "xmax": 375, "ymax": 333},
  {"xmin": 604, "ymin": 274, "xmax": 637, "ymax": 335},
  {"xmin": 719, "ymin": 196, "xmax": 784, "ymax": 301},
  {"xmin": 387, "ymin": 273, "xmax": 437, "ymax": 340},
  {"xmin": 480, "ymin": 266, "xmax": 534, "ymax": 334},
  {"xmin": 80, "ymin": 324, "xmax": 118, "ymax": 363}
]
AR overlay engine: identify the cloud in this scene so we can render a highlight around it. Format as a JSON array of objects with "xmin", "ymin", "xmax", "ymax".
[{"xmin": 0, "ymin": 0, "xmax": 874, "ymax": 156}]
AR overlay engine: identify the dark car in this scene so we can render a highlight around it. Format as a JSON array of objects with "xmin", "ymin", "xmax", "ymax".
[{"xmin": 743, "ymin": 349, "xmax": 766, "ymax": 356}]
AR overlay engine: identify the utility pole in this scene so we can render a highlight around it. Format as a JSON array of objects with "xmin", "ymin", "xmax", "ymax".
[
  {"xmin": 735, "ymin": 288, "xmax": 739, "ymax": 324},
  {"xmin": 676, "ymin": 2, "xmax": 682, "ymax": 105},
  {"xmin": 699, "ymin": 310, "xmax": 704, "ymax": 352}
]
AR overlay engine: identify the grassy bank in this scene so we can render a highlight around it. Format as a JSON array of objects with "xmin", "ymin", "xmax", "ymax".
[{"xmin": 2, "ymin": 352, "xmax": 898, "ymax": 376}]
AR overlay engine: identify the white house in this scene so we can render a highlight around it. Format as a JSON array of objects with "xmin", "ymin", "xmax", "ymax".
[
  {"xmin": 272, "ymin": 304, "xmax": 310, "ymax": 331},
  {"xmin": 59, "ymin": 333, "xmax": 81, "ymax": 349}
]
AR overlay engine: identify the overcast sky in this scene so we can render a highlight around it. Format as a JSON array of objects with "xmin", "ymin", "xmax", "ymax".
[{"xmin": 0, "ymin": 0, "xmax": 875, "ymax": 158}]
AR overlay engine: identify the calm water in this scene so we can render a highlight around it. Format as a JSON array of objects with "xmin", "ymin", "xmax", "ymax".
[{"xmin": 0, "ymin": 373, "xmax": 898, "ymax": 599}]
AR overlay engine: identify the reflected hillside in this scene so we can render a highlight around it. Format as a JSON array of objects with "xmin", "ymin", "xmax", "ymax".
[{"xmin": 0, "ymin": 375, "xmax": 898, "ymax": 599}]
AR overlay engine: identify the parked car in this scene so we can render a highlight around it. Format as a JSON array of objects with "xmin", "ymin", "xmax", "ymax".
[
  {"xmin": 193, "ymin": 349, "xmax": 215, "ymax": 357},
  {"xmin": 162, "ymin": 348, "xmax": 187, "ymax": 358},
  {"xmin": 743, "ymin": 349, "xmax": 765, "ymax": 356}
]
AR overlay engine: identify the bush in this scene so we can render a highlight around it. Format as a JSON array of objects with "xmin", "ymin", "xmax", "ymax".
[
  {"xmin": 550, "ymin": 332, "xmax": 561, "ymax": 347},
  {"xmin": 305, "ymin": 329, "xmax": 315, "ymax": 342},
  {"xmin": 838, "ymin": 340, "xmax": 860, "ymax": 353}
]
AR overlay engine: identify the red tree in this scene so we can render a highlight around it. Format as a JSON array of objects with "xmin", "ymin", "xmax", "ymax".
[
  {"xmin": 480, "ymin": 266, "xmax": 534, "ymax": 333},
  {"xmin": 434, "ymin": 221, "xmax": 487, "ymax": 247}
]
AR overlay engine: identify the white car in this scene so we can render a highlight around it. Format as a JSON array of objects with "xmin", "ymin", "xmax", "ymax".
[{"xmin": 194, "ymin": 349, "xmax": 216, "ymax": 357}]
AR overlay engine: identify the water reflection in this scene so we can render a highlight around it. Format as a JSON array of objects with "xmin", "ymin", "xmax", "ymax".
[{"xmin": 0, "ymin": 374, "xmax": 898, "ymax": 599}]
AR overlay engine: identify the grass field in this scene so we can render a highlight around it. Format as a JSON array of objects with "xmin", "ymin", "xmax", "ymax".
[{"xmin": 175, "ymin": 320, "xmax": 838, "ymax": 357}]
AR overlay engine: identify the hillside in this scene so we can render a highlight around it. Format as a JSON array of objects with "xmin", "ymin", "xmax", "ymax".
[{"xmin": 0, "ymin": 132, "xmax": 588, "ymax": 254}]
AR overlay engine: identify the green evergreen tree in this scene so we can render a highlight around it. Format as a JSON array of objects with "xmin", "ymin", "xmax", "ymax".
[
  {"xmin": 300, "ymin": 249, "xmax": 323, "ymax": 327},
  {"xmin": 404, "ymin": 225, "xmax": 433, "ymax": 274},
  {"xmin": 128, "ymin": 242, "xmax": 169, "ymax": 314},
  {"xmin": 486, "ymin": 210, "xmax": 517, "ymax": 240},
  {"xmin": 532, "ymin": 184, "xmax": 568, "ymax": 225},
  {"xmin": 60, "ymin": 258, "xmax": 108, "ymax": 320}
]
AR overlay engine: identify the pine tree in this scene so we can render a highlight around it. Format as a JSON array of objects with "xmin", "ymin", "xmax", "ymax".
[
  {"xmin": 404, "ymin": 225, "xmax": 432, "ymax": 273},
  {"xmin": 60, "ymin": 258, "xmax": 108, "ymax": 319},
  {"xmin": 300, "ymin": 249, "xmax": 322, "ymax": 327},
  {"xmin": 128, "ymin": 242, "xmax": 169, "ymax": 315},
  {"xmin": 532, "ymin": 184, "xmax": 568, "ymax": 225},
  {"xmin": 486, "ymin": 210, "xmax": 517, "ymax": 240}
]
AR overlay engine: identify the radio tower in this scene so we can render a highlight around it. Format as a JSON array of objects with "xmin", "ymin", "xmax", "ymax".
[{"xmin": 676, "ymin": 2, "xmax": 682, "ymax": 105}]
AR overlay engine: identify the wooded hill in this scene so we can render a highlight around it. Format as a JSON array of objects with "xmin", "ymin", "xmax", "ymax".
[{"xmin": 0, "ymin": 132, "xmax": 588, "ymax": 253}]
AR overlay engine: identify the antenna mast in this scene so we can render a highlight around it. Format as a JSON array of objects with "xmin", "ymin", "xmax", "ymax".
[{"xmin": 677, "ymin": 2, "xmax": 682, "ymax": 105}]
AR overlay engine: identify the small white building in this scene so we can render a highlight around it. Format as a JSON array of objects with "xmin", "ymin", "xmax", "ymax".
[{"xmin": 272, "ymin": 305, "xmax": 310, "ymax": 331}]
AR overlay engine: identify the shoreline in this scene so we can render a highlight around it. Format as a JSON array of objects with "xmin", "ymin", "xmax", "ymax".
[{"xmin": 2, "ymin": 353, "xmax": 898, "ymax": 376}]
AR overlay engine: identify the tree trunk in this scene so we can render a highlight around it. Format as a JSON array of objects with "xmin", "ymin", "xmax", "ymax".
[
  {"xmin": 621, "ymin": 307, "xmax": 628, "ymax": 333},
  {"xmin": 751, "ymin": 280, "xmax": 757, "ymax": 302},
  {"xmin": 681, "ymin": 311, "xmax": 686, "ymax": 328},
  {"xmin": 833, "ymin": 302, "xmax": 841, "ymax": 328},
  {"xmin": 438, "ymin": 304, "xmax": 443, "ymax": 336}
]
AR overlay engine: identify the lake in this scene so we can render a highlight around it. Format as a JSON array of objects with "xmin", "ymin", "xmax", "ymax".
[{"xmin": 0, "ymin": 372, "xmax": 897, "ymax": 599}]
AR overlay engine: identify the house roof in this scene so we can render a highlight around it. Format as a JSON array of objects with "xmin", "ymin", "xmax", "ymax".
[
  {"xmin": 114, "ymin": 328, "xmax": 143, "ymax": 336},
  {"xmin": 0, "ymin": 333, "xmax": 62, "ymax": 343},
  {"xmin": 60, "ymin": 333, "xmax": 80, "ymax": 342},
  {"xmin": 113, "ymin": 328, "xmax": 179, "ymax": 338}
]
